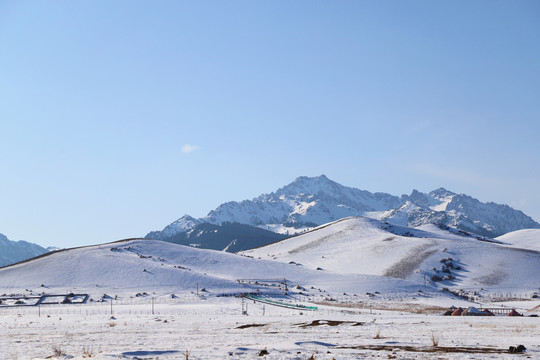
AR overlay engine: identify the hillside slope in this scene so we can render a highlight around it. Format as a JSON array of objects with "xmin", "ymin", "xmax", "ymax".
[
  {"xmin": 496, "ymin": 229, "xmax": 540, "ymax": 252},
  {"xmin": 242, "ymin": 217, "xmax": 540, "ymax": 293},
  {"xmin": 0, "ymin": 238, "xmax": 429, "ymax": 298}
]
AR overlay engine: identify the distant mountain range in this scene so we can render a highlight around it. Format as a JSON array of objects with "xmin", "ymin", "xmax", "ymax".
[
  {"xmin": 146, "ymin": 175, "xmax": 540, "ymax": 250},
  {"xmin": 0, "ymin": 233, "xmax": 48, "ymax": 267}
]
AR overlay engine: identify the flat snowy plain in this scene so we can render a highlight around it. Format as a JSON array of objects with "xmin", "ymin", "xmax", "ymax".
[{"xmin": 2, "ymin": 294, "xmax": 539, "ymax": 360}]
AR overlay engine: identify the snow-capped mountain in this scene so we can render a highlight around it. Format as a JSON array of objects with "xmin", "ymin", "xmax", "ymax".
[
  {"xmin": 146, "ymin": 175, "xmax": 540, "ymax": 246},
  {"xmin": 386, "ymin": 188, "xmax": 540, "ymax": 238},
  {"xmin": 0, "ymin": 233, "xmax": 48, "ymax": 267},
  {"xmin": 205, "ymin": 175, "xmax": 402, "ymax": 228},
  {"xmin": 146, "ymin": 215, "xmax": 202, "ymax": 240}
]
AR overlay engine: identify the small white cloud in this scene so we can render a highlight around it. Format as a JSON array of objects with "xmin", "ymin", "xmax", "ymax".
[{"xmin": 181, "ymin": 144, "xmax": 200, "ymax": 154}]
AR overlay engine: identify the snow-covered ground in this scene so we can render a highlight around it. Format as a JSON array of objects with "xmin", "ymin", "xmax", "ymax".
[
  {"xmin": 497, "ymin": 229, "xmax": 540, "ymax": 252},
  {"xmin": 243, "ymin": 217, "xmax": 540, "ymax": 295},
  {"xmin": 2, "ymin": 220, "xmax": 540, "ymax": 359},
  {"xmin": 2, "ymin": 295, "xmax": 539, "ymax": 359}
]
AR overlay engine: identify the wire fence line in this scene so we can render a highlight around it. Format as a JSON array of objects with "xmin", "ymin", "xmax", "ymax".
[{"xmin": 0, "ymin": 294, "xmax": 359, "ymax": 318}]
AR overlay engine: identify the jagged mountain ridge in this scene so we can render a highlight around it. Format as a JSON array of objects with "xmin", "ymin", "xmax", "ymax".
[
  {"xmin": 0, "ymin": 233, "xmax": 48, "ymax": 267},
  {"xmin": 382, "ymin": 188, "xmax": 540, "ymax": 238},
  {"xmin": 146, "ymin": 175, "xmax": 540, "ymax": 245}
]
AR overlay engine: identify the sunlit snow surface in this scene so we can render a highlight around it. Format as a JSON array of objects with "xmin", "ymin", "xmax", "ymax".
[
  {"xmin": 497, "ymin": 229, "xmax": 540, "ymax": 252},
  {"xmin": 243, "ymin": 217, "xmax": 540, "ymax": 293},
  {"xmin": 2, "ymin": 219, "xmax": 540, "ymax": 359},
  {"xmin": 1, "ymin": 296, "xmax": 539, "ymax": 359}
]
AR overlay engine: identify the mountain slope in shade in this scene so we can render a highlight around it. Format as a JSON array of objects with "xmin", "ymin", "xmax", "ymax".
[
  {"xmin": 146, "ymin": 175, "xmax": 540, "ymax": 246},
  {"xmin": 0, "ymin": 233, "xmax": 48, "ymax": 267},
  {"xmin": 242, "ymin": 217, "xmax": 540, "ymax": 293},
  {"xmin": 158, "ymin": 222, "xmax": 286, "ymax": 252}
]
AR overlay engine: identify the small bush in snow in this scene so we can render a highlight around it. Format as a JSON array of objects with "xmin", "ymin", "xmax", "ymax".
[{"xmin": 431, "ymin": 332, "xmax": 440, "ymax": 347}]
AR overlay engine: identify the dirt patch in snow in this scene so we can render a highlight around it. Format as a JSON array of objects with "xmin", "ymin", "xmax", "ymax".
[
  {"xmin": 295, "ymin": 319, "xmax": 364, "ymax": 327},
  {"xmin": 288, "ymin": 230, "xmax": 347, "ymax": 254},
  {"xmin": 235, "ymin": 323, "xmax": 266, "ymax": 329},
  {"xmin": 315, "ymin": 301, "xmax": 448, "ymax": 314},
  {"xmin": 337, "ymin": 344, "xmax": 510, "ymax": 354},
  {"xmin": 474, "ymin": 269, "xmax": 507, "ymax": 286},
  {"xmin": 383, "ymin": 242, "xmax": 437, "ymax": 279}
]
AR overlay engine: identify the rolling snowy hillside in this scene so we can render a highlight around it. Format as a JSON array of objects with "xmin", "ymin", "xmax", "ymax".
[
  {"xmin": 0, "ymin": 238, "xmax": 430, "ymax": 299},
  {"xmin": 242, "ymin": 217, "xmax": 540, "ymax": 294},
  {"xmin": 146, "ymin": 175, "xmax": 540, "ymax": 248},
  {"xmin": 496, "ymin": 229, "xmax": 540, "ymax": 252},
  {"xmin": 0, "ymin": 233, "xmax": 48, "ymax": 267}
]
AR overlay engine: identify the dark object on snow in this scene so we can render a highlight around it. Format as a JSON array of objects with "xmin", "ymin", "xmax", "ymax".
[
  {"xmin": 451, "ymin": 307, "xmax": 464, "ymax": 316},
  {"xmin": 507, "ymin": 309, "xmax": 522, "ymax": 316},
  {"xmin": 258, "ymin": 349, "xmax": 269, "ymax": 356},
  {"xmin": 508, "ymin": 345, "xmax": 526, "ymax": 353}
]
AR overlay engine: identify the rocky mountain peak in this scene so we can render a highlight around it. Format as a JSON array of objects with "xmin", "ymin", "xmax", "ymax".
[
  {"xmin": 429, "ymin": 187, "xmax": 456, "ymax": 200},
  {"xmin": 146, "ymin": 176, "xmax": 540, "ymax": 243},
  {"xmin": 407, "ymin": 189, "xmax": 432, "ymax": 207},
  {"xmin": 276, "ymin": 174, "xmax": 342, "ymax": 197}
]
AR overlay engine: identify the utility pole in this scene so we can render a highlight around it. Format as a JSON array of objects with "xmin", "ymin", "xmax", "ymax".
[
  {"xmin": 152, "ymin": 297, "xmax": 155, "ymax": 315},
  {"xmin": 241, "ymin": 297, "xmax": 248, "ymax": 315}
]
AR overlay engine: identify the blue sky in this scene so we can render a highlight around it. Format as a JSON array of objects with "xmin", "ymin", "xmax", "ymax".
[{"xmin": 1, "ymin": 1, "xmax": 539, "ymax": 248}]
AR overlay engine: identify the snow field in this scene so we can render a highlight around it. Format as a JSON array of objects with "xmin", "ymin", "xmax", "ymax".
[
  {"xmin": 1, "ymin": 219, "xmax": 539, "ymax": 359},
  {"xmin": 244, "ymin": 217, "xmax": 540, "ymax": 294},
  {"xmin": 1, "ymin": 296, "xmax": 539, "ymax": 360}
]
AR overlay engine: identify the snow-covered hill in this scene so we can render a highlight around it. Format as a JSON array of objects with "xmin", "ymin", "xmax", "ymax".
[
  {"xmin": 3, "ymin": 219, "xmax": 539, "ymax": 306},
  {"xmin": 146, "ymin": 175, "xmax": 540, "ymax": 245},
  {"xmin": 0, "ymin": 238, "xmax": 428, "ymax": 299},
  {"xmin": 496, "ymin": 229, "xmax": 540, "ymax": 252},
  {"xmin": 242, "ymin": 217, "xmax": 540, "ymax": 294},
  {"xmin": 0, "ymin": 233, "xmax": 48, "ymax": 267}
]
